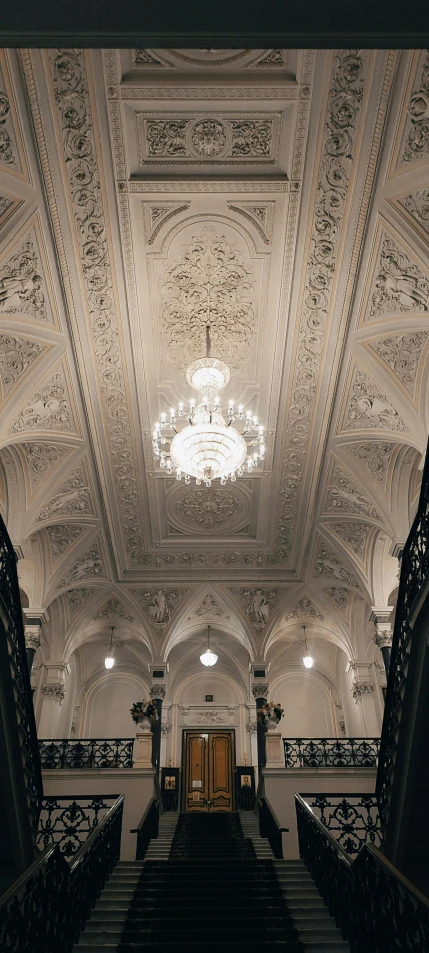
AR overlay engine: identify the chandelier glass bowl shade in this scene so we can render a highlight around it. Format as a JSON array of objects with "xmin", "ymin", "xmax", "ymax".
[
  {"xmin": 200, "ymin": 625, "xmax": 218, "ymax": 667},
  {"xmin": 152, "ymin": 352, "xmax": 265, "ymax": 487},
  {"xmin": 104, "ymin": 626, "xmax": 115, "ymax": 670},
  {"xmin": 301, "ymin": 625, "xmax": 314, "ymax": 669}
]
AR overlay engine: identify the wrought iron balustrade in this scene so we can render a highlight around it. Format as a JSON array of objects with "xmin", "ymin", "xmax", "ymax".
[
  {"xmin": 39, "ymin": 737, "xmax": 134, "ymax": 769},
  {"xmin": 377, "ymin": 436, "xmax": 429, "ymax": 835},
  {"xmin": 283, "ymin": 737, "xmax": 380, "ymax": 768},
  {"xmin": 0, "ymin": 795, "xmax": 123, "ymax": 953},
  {"xmin": 0, "ymin": 512, "xmax": 42, "ymax": 831},
  {"xmin": 303, "ymin": 792, "xmax": 382, "ymax": 855},
  {"xmin": 37, "ymin": 795, "xmax": 119, "ymax": 859},
  {"xmin": 295, "ymin": 793, "xmax": 429, "ymax": 953}
]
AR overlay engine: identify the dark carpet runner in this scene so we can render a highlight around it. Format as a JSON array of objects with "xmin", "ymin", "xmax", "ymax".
[{"xmin": 119, "ymin": 812, "xmax": 304, "ymax": 951}]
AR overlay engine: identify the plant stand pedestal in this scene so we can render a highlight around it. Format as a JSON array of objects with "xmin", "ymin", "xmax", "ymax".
[
  {"xmin": 133, "ymin": 729, "xmax": 152, "ymax": 768},
  {"xmin": 265, "ymin": 732, "xmax": 283, "ymax": 767}
]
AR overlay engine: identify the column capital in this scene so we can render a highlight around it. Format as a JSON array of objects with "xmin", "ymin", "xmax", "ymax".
[
  {"xmin": 42, "ymin": 682, "xmax": 65, "ymax": 705},
  {"xmin": 370, "ymin": 606, "xmax": 393, "ymax": 648},
  {"xmin": 251, "ymin": 683, "xmax": 269, "ymax": 699},
  {"xmin": 151, "ymin": 685, "xmax": 166, "ymax": 700},
  {"xmin": 23, "ymin": 608, "xmax": 49, "ymax": 626},
  {"xmin": 24, "ymin": 625, "xmax": 42, "ymax": 651}
]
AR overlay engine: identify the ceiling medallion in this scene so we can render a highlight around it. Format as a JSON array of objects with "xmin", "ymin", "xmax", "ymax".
[{"xmin": 153, "ymin": 327, "xmax": 265, "ymax": 487}]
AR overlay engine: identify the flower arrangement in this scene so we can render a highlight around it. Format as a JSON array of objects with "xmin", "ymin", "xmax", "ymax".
[
  {"xmin": 130, "ymin": 700, "xmax": 159, "ymax": 724},
  {"xmin": 257, "ymin": 701, "xmax": 284, "ymax": 723}
]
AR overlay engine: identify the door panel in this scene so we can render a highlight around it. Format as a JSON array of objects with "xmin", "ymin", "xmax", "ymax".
[
  {"xmin": 185, "ymin": 733, "xmax": 209, "ymax": 811},
  {"xmin": 184, "ymin": 730, "xmax": 234, "ymax": 811}
]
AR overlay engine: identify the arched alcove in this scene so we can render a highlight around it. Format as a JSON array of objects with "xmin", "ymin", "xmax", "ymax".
[
  {"xmin": 269, "ymin": 670, "xmax": 336, "ymax": 737},
  {"xmin": 83, "ymin": 671, "xmax": 149, "ymax": 738}
]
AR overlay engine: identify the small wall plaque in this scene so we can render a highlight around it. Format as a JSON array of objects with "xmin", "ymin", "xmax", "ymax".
[
  {"xmin": 205, "ymin": 694, "xmax": 214, "ymax": 702},
  {"xmin": 192, "ymin": 780, "xmax": 202, "ymax": 788}
]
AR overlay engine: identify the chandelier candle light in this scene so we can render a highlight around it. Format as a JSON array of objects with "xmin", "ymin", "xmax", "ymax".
[{"xmin": 153, "ymin": 326, "xmax": 265, "ymax": 487}]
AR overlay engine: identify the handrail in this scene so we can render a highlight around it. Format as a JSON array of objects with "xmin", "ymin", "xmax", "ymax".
[
  {"xmin": 294, "ymin": 793, "xmax": 353, "ymax": 866},
  {"xmin": 295, "ymin": 793, "xmax": 429, "ymax": 952},
  {"xmin": 257, "ymin": 792, "xmax": 288, "ymax": 858},
  {"xmin": 0, "ymin": 794, "xmax": 124, "ymax": 953},
  {"xmin": 132, "ymin": 794, "xmax": 160, "ymax": 860},
  {"xmin": 0, "ymin": 844, "xmax": 67, "ymax": 908},
  {"xmin": 376, "ymin": 435, "xmax": 429, "ymax": 835},
  {"xmin": 69, "ymin": 795, "xmax": 124, "ymax": 870}
]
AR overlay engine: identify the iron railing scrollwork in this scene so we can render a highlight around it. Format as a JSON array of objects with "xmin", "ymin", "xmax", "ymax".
[
  {"xmin": 0, "ymin": 795, "xmax": 124, "ymax": 953},
  {"xmin": 304, "ymin": 793, "xmax": 382, "ymax": 856},
  {"xmin": 295, "ymin": 794, "xmax": 429, "ymax": 953},
  {"xmin": 39, "ymin": 738, "xmax": 134, "ymax": 769},
  {"xmin": 133, "ymin": 796, "xmax": 160, "ymax": 860},
  {"xmin": 257, "ymin": 795, "xmax": 288, "ymax": 858},
  {"xmin": 283, "ymin": 737, "xmax": 380, "ymax": 768},
  {"xmin": 0, "ymin": 512, "xmax": 42, "ymax": 830},
  {"xmin": 377, "ymin": 436, "xmax": 429, "ymax": 834},
  {"xmin": 37, "ymin": 795, "xmax": 119, "ymax": 859}
]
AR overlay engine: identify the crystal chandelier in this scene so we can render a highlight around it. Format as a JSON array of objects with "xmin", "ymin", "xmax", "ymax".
[
  {"xmin": 152, "ymin": 327, "xmax": 265, "ymax": 487},
  {"xmin": 200, "ymin": 624, "xmax": 218, "ymax": 667}
]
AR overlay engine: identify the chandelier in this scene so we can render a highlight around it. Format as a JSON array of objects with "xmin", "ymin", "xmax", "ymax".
[
  {"xmin": 302, "ymin": 625, "xmax": 314, "ymax": 669},
  {"xmin": 152, "ymin": 327, "xmax": 265, "ymax": 487},
  {"xmin": 200, "ymin": 625, "xmax": 218, "ymax": 667},
  {"xmin": 104, "ymin": 626, "xmax": 115, "ymax": 670}
]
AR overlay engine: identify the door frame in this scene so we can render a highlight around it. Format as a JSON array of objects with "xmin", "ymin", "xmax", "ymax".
[{"xmin": 181, "ymin": 728, "xmax": 236, "ymax": 812}]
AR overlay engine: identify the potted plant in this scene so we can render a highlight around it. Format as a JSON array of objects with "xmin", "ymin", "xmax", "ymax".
[
  {"xmin": 257, "ymin": 701, "xmax": 284, "ymax": 731},
  {"xmin": 130, "ymin": 699, "xmax": 159, "ymax": 731}
]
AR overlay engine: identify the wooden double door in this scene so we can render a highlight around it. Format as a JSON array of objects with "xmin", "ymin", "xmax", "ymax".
[{"xmin": 183, "ymin": 730, "xmax": 234, "ymax": 812}]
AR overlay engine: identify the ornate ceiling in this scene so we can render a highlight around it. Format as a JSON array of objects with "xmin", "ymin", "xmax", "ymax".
[{"xmin": 0, "ymin": 47, "xmax": 427, "ymax": 680}]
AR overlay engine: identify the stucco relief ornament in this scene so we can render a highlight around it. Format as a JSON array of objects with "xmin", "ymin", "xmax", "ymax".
[
  {"xmin": 132, "ymin": 588, "xmax": 186, "ymax": 627},
  {"xmin": 192, "ymin": 594, "xmax": 228, "ymax": 619},
  {"xmin": 42, "ymin": 683, "xmax": 65, "ymax": 704},
  {"xmin": 369, "ymin": 332, "xmax": 429, "ymax": 394},
  {"xmin": 59, "ymin": 546, "xmax": 104, "ymax": 588},
  {"xmin": 161, "ymin": 227, "xmax": 254, "ymax": 370},
  {"xmin": 0, "ymin": 334, "xmax": 43, "ymax": 397},
  {"xmin": 231, "ymin": 588, "xmax": 277, "ymax": 628},
  {"xmin": 191, "ymin": 119, "xmax": 227, "ymax": 156},
  {"xmin": 322, "ymin": 586, "xmax": 351, "ymax": 613},
  {"xmin": 285, "ymin": 598, "xmax": 324, "ymax": 621},
  {"xmin": 46, "ymin": 524, "xmax": 83, "ymax": 558},
  {"xmin": 94, "ymin": 598, "xmax": 134, "ymax": 622},
  {"xmin": 22, "ymin": 443, "xmax": 67, "ymax": 485},
  {"xmin": 344, "ymin": 368, "xmax": 408, "ymax": 433},
  {"xmin": 315, "ymin": 543, "xmax": 360, "ymax": 588},
  {"xmin": 329, "ymin": 520, "xmax": 370, "ymax": 560},
  {"xmin": 400, "ymin": 189, "xmax": 429, "ymax": 235},
  {"xmin": 38, "ymin": 467, "xmax": 91, "ymax": 521},
  {"xmin": 63, "ymin": 588, "xmax": 97, "ymax": 615},
  {"xmin": 0, "ymin": 238, "xmax": 47, "ymax": 319},
  {"xmin": 327, "ymin": 464, "xmax": 381, "ymax": 519},
  {"xmin": 49, "ymin": 49, "xmax": 145, "ymax": 565},
  {"xmin": 12, "ymin": 372, "xmax": 73, "ymax": 433},
  {"xmin": 344, "ymin": 442, "xmax": 394, "ymax": 487},
  {"xmin": 173, "ymin": 486, "xmax": 244, "ymax": 529},
  {"xmin": 0, "ymin": 75, "xmax": 16, "ymax": 166},
  {"xmin": 272, "ymin": 50, "xmax": 368, "ymax": 562},
  {"xmin": 402, "ymin": 51, "xmax": 429, "ymax": 163},
  {"xmin": 370, "ymin": 236, "xmax": 429, "ymax": 317}
]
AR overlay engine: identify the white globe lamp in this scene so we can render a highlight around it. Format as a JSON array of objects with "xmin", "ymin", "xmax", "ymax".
[{"xmin": 200, "ymin": 625, "xmax": 218, "ymax": 667}]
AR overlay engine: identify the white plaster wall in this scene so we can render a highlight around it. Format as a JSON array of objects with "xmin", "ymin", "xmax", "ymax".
[
  {"xmin": 269, "ymin": 673, "xmax": 336, "ymax": 737},
  {"xmin": 180, "ymin": 676, "xmax": 239, "ymax": 706},
  {"xmin": 83, "ymin": 674, "xmax": 148, "ymax": 739}
]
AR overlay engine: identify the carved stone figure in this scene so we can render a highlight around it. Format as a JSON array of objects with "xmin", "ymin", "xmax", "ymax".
[
  {"xmin": 59, "ymin": 547, "xmax": 104, "ymax": 588},
  {"xmin": 151, "ymin": 590, "xmax": 168, "ymax": 623},
  {"xmin": 327, "ymin": 463, "xmax": 381, "ymax": 519},
  {"xmin": 315, "ymin": 544, "xmax": 360, "ymax": 588},
  {"xmin": 38, "ymin": 467, "xmax": 91, "ymax": 521},
  {"xmin": 0, "ymin": 272, "xmax": 42, "ymax": 303},
  {"xmin": 370, "ymin": 236, "xmax": 429, "ymax": 317},
  {"xmin": 251, "ymin": 590, "xmax": 270, "ymax": 624}
]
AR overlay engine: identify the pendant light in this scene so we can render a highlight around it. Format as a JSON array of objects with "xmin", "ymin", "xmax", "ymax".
[
  {"xmin": 302, "ymin": 625, "xmax": 314, "ymax": 669},
  {"xmin": 104, "ymin": 626, "xmax": 115, "ymax": 670},
  {"xmin": 200, "ymin": 624, "xmax": 218, "ymax": 667}
]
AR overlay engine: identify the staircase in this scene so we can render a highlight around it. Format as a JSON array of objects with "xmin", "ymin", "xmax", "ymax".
[
  {"xmin": 74, "ymin": 811, "xmax": 350, "ymax": 952},
  {"xmin": 239, "ymin": 809, "xmax": 275, "ymax": 858},
  {"xmin": 273, "ymin": 859, "xmax": 351, "ymax": 953},
  {"xmin": 144, "ymin": 810, "xmax": 179, "ymax": 859}
]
